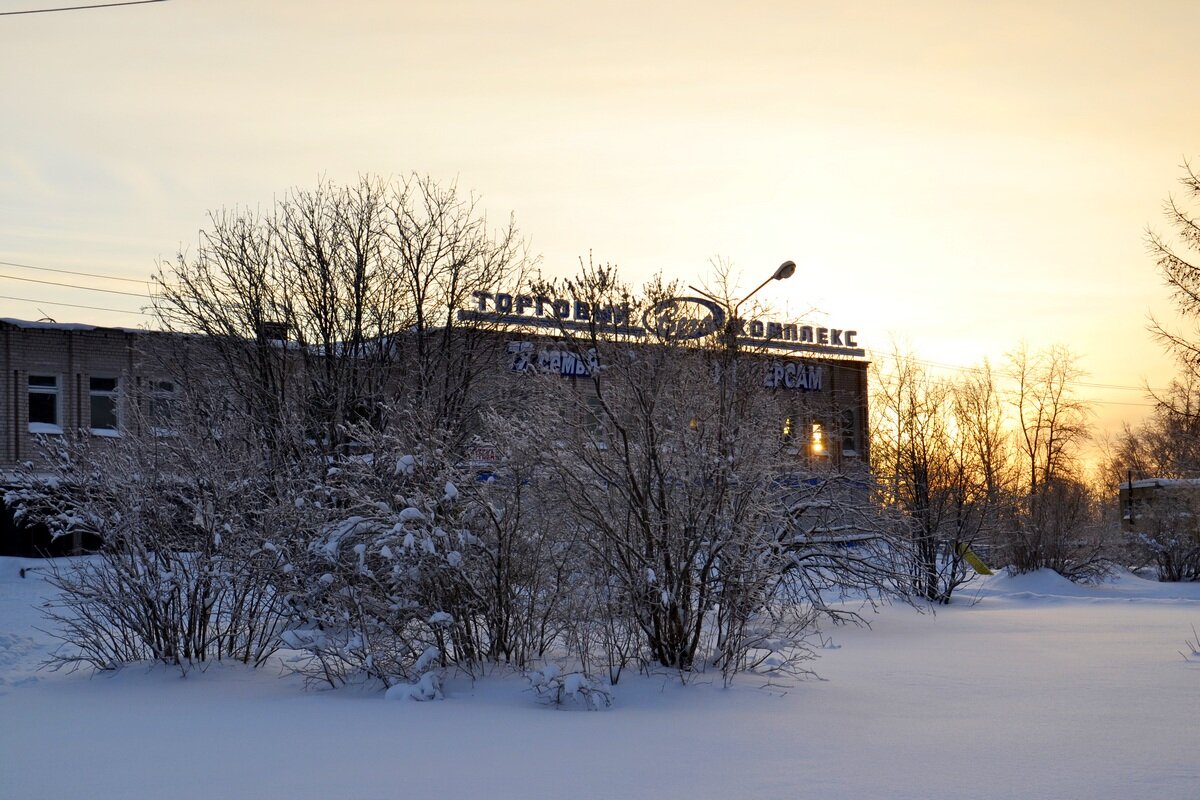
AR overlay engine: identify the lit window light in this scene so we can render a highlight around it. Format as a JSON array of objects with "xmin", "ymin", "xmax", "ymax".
[{"xmin": 811, "ymin": 422, "xmax": 825, "ymax": 454}]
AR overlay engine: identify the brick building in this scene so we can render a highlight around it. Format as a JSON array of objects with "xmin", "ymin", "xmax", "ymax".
[
  {"xmin": 1, "ymin": 320, "xmax": 153, "ymax": 554},
  {"xmin": 1, "ymin": 319, "xmax": 147, "ymax": 468},
  {"xmin": 1, "ymin": 307, "xmax": 871, "ymax": 554}
]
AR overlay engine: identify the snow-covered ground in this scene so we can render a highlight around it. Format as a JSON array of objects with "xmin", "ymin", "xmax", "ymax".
[{"xmin": 1, "ymin": 557, "xmax": 1198, "ymax": 800}]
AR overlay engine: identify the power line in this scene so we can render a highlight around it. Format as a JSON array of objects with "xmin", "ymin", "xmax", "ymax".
[
  {"xmin": 0, "ymin": 0, "xmax": 166, "ymax": 16},
  {"xmin": 0, "ymin": 272, "xmax": 153, "ymax": 299},
  {"xmin": 916, "ymin": 357, "xmax": 1156, "ymax": 392},
  {"xmin": 1089, "ymin": 399, "xmax": 1157, "ymax": 408},
  {"xmin": 0, "ymin": 259, "xmax": 153, "ymax": 285},
  {"xmin": 0, "ymin": 293, "xmax": 153, "ymax": 316}
]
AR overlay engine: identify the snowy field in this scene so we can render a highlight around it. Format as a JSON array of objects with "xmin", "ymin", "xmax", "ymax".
[{"xmin": 2, "ymin": 557, "xmax": 1198, "ymax": 800}]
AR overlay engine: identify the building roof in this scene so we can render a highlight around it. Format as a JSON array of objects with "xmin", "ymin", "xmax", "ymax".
[{"xmin": 0, "ymin": 318, "xmax": 145, "ymax": 335}]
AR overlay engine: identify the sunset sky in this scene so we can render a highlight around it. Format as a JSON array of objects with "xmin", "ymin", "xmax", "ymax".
[{"xmin": 3, "ymin": 0, "xmax": 1199, "ymax": 442}]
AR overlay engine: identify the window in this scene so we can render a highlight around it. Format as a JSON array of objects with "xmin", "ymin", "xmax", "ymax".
[
  {"xmin": 810, "ymin": 422, "xmax": 826, "ymax": 455},
  {"xmin": 585, "ymin": 393, "xmax": 609, "ymax": 448},
  {"xmin": 28, "ymin": 375, "xmax": 61, "ymax": 433},
  {"xmin": 89, "ymin": 377, "xmax": 120, "ymax": 435},
  {"xmin": 149, "ymin": 380, "xmax": 177, "ymax": 435},
  {"xmin": 841, "ymin": 408, "xmax": 858, "ymax": 456}
]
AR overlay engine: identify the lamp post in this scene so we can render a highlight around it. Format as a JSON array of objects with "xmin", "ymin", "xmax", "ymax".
[
  {"xmin": 732, "ymin": 259, "xmax": 796, "ymax": 323},
  {"xmin": 687, "ymin": 261, "xmax": 797, "ymax": 442},
  {"xmin": 690, "ymin": 260, "xmax": 796, "ymax": 347}
]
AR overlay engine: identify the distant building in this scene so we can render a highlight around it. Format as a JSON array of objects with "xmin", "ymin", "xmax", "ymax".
[
  {"xmin": 0, "ymin": 319, "xmax": 148, "ymax": 554},
  {"xmin": 1119, "ymin": 477, "xmax": 1200, "ymax": 581},
  {"xmin": 0, "ymin": 319, "xmax": 147, "ymax": 467},
  {"xmin": 1, "ymin": 301, "xmax": 872, "ymax": 554},
  {"xmin": 1119, "ymin": 477, "xmax": 1200, "ymax": 531}
]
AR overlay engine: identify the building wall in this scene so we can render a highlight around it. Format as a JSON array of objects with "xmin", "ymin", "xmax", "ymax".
[
  {"xmin": 500, "ymin": 334, "xmax": 870, "ymax": 470},
  {"xmin": 1, "ymin": 320, "xmax": 141, "ymax": 469},
  {"xmin": 1119, "ymin": 478, "xmax": 1200, "ymax": 530},
  {"xmin": 0, "ymin": 320, "xmax": 872, "ymax": 552}
]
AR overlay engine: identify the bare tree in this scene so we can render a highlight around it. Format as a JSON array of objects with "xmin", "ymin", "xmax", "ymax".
[
  {"xmin": 1148, "ymin": 160, "xmax": 1200, "ymax": 382},
  {"xmin": 153, "ymin": 174, "xmax": 531, "ymax": 459},
  {"xmin": 950, "ymin": 360, "xmax": 1018, "ymax": 570},
  {"xmin": 871, "ymin": 352, "xmax": 1008, "ymax": 602},
  {"xmin": 1097, "ymin": 159, "xmax": 1200, "ymax": 581},
  {"xmin": 519, "ymin": 263, "xmax": 908, "ymax": 681},
  {"xmin": 1005, "ymin": 344, "xmax": 1107, "ymax": 578},
  {"xmin": 1110, "ymin": 378, "xmax": 1200, "ymax": 482},
  {"xmin": 1133, "ymin": 159, "xmax": 1200, "ymax": 475}
]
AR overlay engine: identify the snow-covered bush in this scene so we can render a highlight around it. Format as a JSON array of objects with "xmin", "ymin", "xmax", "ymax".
[
  {"xmin": 527, "ymin": 663, "xmax": 613, "ymax": 710},
  {"xmin": 466, "ymin": 436, "xmax": 593, "ymax": 671},
  {"xmin": 273, "ymin": 439, "xmax": 481, "ymax": 688},
  {"xmin": 384, "ymin": 670, "xmax": 444, "ymax": 701},
  {"xmin": 1137, "ymin": 530, "xmax": 1200, "ymax": 583},
  {"xmin": 7, "ymin": 397, "xmax": 303, "ymax": 674},
  {"xmin": 502, "ymin": 267, "xmax": 913, "ymax": 685},
  {"xmin": 12, "ymin": 250, "xmax": 922, "ymax": 691}
]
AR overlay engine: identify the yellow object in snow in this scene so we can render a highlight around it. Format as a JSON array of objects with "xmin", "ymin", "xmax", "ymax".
[{"xmin": 957, "ymin": 544, "xmax": 993, "ymax": 575}]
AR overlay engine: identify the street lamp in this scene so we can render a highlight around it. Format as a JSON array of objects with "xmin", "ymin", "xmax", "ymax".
[
  {"xmin": 732, "ymin": 260, "xmax": 796, "ymax": 320},
  {"xmin": 688, "ymin": 260, "xmax": 797, "ymax": 326}
]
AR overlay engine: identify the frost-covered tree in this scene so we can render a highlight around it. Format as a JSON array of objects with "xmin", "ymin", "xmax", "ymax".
[
  {"xmin": 152, "ymin": 173, "xmax": 532, "ymax": 459},
  {"xmin": 5, "ymin": 378, "xmax": 305, "ymax": 673},
  {"xmin": 517, "ymin": 264, "xmax": 910, "ymax": 681},
  {"xmin": 9, "ymin": 172, "xmax": 536, "ymax": 679}
]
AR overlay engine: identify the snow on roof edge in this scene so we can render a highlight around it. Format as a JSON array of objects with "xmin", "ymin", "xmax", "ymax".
[
  {"xmin": 0, "ymin": 318, "xmax": 150, "ymax": 335},
  {"xmin": 1121, "ymin": 478, "xmax": 1200, "ymax": 490}
]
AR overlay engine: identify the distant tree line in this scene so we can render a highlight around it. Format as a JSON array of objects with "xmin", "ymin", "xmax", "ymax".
[{"xmin": 871, "ymin": 343, "xmax": 1111, "ymax": 603}]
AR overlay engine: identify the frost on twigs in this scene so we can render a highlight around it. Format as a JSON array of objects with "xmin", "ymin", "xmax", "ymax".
[
  {"xmin": 5, "ymin": 399, "xmax": 300, "ymax": 675},
  {"xmin": 275, "ymin": 433, "xmax": 485, "ymax": 690},
  {"xmin": 526, "ymin": 664, "xmax": 613, "ymax": 710}
]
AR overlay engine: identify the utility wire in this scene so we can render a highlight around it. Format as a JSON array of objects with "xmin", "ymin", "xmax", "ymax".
[
  {"xmin": 0, "ymin": 259, "xmax": 153, "ymax": 285},
  {"xmin": 1088, "ymin": 399, "xmax": 1157, "ymax": 408},
  {"xmin": 0, "ymin": 0, "xmax": 166, "ymax": 16},
  {"xmin": 915, "ymin": 356, "xmax": 1160, "ymax": 393},
  {"xmin": 0, "ymin": 272, "xmax": 153, "ymax": 299},
  {"xmin": 0, "ymin": 293, "xmax": 153, "ymax": 316}
]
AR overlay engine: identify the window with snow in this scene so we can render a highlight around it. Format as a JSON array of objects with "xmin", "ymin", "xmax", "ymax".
[{"xmin": 28, "ymin": 375, "xmax": 61, "ymax": 433}]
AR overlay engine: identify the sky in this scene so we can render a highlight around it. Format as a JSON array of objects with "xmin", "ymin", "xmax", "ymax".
[{"xmin": 2, "ymin": 0, "xmax": 1199, "ymax": 443}]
